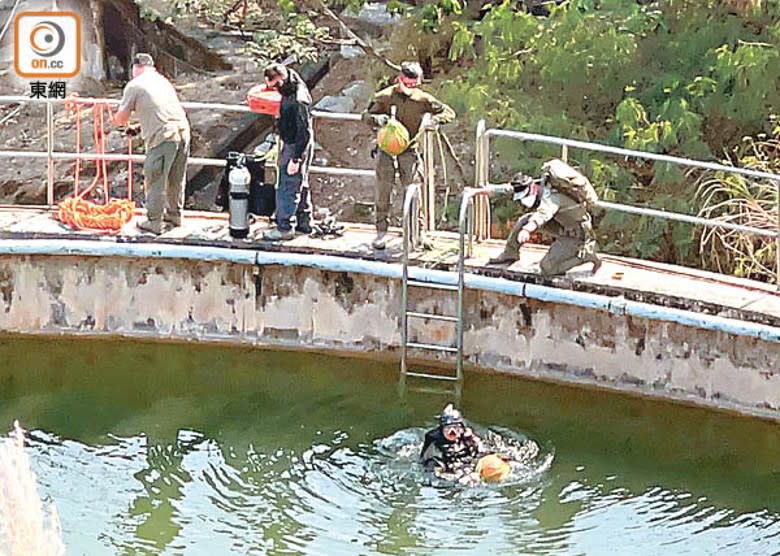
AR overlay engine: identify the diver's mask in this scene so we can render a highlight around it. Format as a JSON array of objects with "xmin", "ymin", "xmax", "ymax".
[
  {"xmin": 442, "ymin": 423, "xmax": 465, "ymax": 441},
  {"xmin": 439, "ymin": 404, "xmax": 465, "ymax": 441}
]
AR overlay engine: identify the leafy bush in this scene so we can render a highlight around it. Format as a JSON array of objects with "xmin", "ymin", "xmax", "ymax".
[{"xmin": 437, "ymin": 0, "xmax": 779, "ymax": 277}]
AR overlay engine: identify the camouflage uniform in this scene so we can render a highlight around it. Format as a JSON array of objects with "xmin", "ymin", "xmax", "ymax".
[
  {"xmin": 499, "ymin": 187, "xmax": 600, "ymax": 276},
  {"xmin": 363, "ymin": 86, "xmax": 455, "ymax": 232}
]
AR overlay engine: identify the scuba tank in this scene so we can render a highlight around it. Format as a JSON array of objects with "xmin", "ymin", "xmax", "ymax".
[{"xmin": 228, "ymin": 154, "xmax": 251, "ymax": 239}]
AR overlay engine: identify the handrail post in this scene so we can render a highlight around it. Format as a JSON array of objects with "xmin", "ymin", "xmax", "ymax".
[
  {"xmin": 474, "ymin": 120, "xmax": 492, "ymax": 241},
  {"xmin": 421, "ymin": 113, "xmax": 436, "ymax": 232},
  {"xmin": 456, "ymin": 190, "xmax": 473, "ymax": 382},
  {"xmin": 476, "ymin": 120, "xmax": 490, "ymax": 241},
  {"xmin": 46, "ymin": 101, "xmax": 54, "ymax": 207},
  {"xmin": 401, "ymin": 182, "xmax": 423, "ymax": 378},
  {"xmin": 475, "ymin": 120, "xmax": 483, "ymax": 187}
]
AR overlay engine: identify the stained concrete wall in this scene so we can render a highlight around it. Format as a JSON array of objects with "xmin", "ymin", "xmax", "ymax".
[{"xmin": 0, "ymin": 253, "xmax": 777, "ymax": 420}]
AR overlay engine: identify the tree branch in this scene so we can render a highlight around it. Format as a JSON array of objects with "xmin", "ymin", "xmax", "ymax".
[{"xmin": 295, "ymin": 0, "xmax": 401, "ymax": 71}]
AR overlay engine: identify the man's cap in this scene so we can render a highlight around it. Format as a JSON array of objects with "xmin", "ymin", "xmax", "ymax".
[
  {"xmin": 439, "ymin": 403, "xmax": 464, "ymax": 427},
  {"xmin": 400, "ymin": 61, "xmax": 423, "ymax": 80},
  {"xmin": 133, "ymin": 53, "xmax": 155, "ymax": 67},
  {"xmin": 511, "ymin": 172, "xmax": 535, "ymax": 201}
]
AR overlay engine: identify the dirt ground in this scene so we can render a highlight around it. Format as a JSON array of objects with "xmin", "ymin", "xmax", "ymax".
[{"xmin": 307, "ymin": 56, "xmax": 378, "ymax": 224}]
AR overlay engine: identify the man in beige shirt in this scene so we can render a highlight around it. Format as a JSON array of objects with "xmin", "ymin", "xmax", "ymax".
[{"xmin": 114, "ymin": 53, "xmax": 191, "ymax": 234}]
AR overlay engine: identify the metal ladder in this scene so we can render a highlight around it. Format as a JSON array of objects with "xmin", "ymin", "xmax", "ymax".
[
  {"xmin": 399, "ymin": 176, "xmax": 499, "ymax": 397},
  {"xmin": 399, "ymin": 183, "xmax": 465, "ymax": 396}
]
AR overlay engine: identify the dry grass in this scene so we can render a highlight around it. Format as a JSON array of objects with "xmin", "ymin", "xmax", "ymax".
[
  {"xmin": 696, "ymin": 137, "xmax": 779, "ymax": 283},
  {"xmin": 0, "ymin": 421, "xmax": 65, "ymax": 556}
]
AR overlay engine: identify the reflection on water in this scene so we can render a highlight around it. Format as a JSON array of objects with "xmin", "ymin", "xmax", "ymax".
[{"xmin": 0, "ymin": 336, "xmax": 778, "ymax": 555}]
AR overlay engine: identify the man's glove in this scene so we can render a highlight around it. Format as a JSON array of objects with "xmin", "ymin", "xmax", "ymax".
[{"xmin": 125, "ymin": 124, "xmax": 141, "ymax": 137}]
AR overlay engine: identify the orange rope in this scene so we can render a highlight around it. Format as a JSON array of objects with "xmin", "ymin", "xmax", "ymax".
[
  {"xmin": 56, "ymin": 197, "xmax": 136, "ymax": 232},
  {"xmin": 56, "ymin": 96, "xmax": 136, "ymax": 233}
]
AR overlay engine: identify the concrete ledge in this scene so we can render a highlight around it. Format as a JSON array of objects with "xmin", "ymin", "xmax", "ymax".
[{"xmin": 0, "ymin": 238, "xmax": 777, "ymax": 421}]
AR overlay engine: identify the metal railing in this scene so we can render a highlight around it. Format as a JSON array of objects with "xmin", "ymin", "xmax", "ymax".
[
  {"xmin": 2, "ymin": 93, "xmax": 779, "ymax": 286},
  {"xmin": 400, "ymin": 180, "xmax": 463, "ymax": 391},
  {"xmin": 455, "ymin": 187, "xmax": 488, "ymax": 378},
  {"xmin": 0, "ymin": 94, "xmax": 375, "ymax": 207},
  {"xmin": 475, "ymin": 119, "xmax": 780, "ymax": 287},
  {"xmin": 400, "ymin": 181, "xmax": 423, "ymax": 378}
]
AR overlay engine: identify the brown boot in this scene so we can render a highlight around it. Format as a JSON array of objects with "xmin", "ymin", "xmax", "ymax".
[
  {"xmin": 488, "ymin": 250, "xmax": 518, "ymax": 265},
  {"xmin": 372, "ymin": 230, "xmax": 387, "ymax": 250},
  {"xmin": 137, "ymin": 218, "xmax": 164, "ymax": 235}
]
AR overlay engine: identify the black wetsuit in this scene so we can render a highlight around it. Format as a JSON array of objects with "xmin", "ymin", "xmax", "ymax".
[{"xmin": 419, "ymin": 427, "xmax": 482, "ymax": 473}]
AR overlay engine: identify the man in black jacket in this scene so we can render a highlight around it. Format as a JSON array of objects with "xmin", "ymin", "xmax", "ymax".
[{"xmin": 262, "ymin": 64, "xmax": 314, "ymax": 241}]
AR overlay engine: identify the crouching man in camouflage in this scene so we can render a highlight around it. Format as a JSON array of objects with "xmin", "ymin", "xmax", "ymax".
[{"xmin": 489, "ymin": 160, "xmax": 601, "ymax": 277}]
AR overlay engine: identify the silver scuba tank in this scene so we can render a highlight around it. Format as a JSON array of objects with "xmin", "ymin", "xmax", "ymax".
[{"xmin": 228, "ymin": 154, "xmax": 251, "ymax": 239}]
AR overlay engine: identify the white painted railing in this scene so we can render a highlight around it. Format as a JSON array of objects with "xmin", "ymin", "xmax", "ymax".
[
  {"xmin": 0, "ymin": 94, "xmax": 375, "ymax": 207},
  {"xmin": 474, "ymin": 120, "xmax": 780, "ymax": 287},
  {"xmin": 0, "ymin": 94, "xmax": 778, "ymax": 285}
]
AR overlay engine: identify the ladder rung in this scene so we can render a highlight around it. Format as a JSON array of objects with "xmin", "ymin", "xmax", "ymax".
[
  {"xmin": 406, "ymin": 371, "xmax": 460, "ymax": 382},
  {"xmin": 406, "ymin": 385, "xmax": 460, "ymax": 396},
  {"xmin": 406, "ymin": 311, "xmax": 458, "ymax": 322},
  {"xmin": 407, "ymin": 280, "xmax": 458, "ymax": 292},
  {"xmin": 406, "ymin": 342, "xmax": 458, "ymax": 353}
]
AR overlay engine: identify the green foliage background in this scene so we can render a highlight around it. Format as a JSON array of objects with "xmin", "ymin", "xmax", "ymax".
[
  {"xmin": 397, "ymin": 0, "xmax": 779, "ymax": 276},
  {"xmin": 372, "ymin": 0, "xmax": 780, "ymax": 278},
  {"xmin": 160, "ymin": 0, "xmax": 779, "ymax": 279}
]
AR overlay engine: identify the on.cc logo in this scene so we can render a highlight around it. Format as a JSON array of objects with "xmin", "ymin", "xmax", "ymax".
[
  {"xmin": 29, "ymin": 20, "xmax": 66, "ymax": 58},
  {"xmin": 14, "ymin": 12, "xmax": 80, "ymax": 78}
]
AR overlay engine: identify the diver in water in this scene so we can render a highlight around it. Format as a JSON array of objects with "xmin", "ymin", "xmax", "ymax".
[{"xmin": 420, "ymin": 404, "xmax": 485, "ymax": 474}]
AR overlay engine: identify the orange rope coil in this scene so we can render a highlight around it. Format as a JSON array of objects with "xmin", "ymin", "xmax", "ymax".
[
  {"xmin": 55, "ymin": 95, "xmax": 136, "ymax": 233},
  {"xmin": 56, "ymin": 197, "xmax": 136, "ymax": 232}
]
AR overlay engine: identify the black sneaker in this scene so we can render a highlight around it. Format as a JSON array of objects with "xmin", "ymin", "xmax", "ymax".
[{"xmin": 296, "ymin": 223, "xmax": 313, "ymax": 235}]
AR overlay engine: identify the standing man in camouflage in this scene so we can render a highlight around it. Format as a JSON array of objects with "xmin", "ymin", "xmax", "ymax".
[
  {"xmin": 362, "ymin": 62, "xmax": 455, "ymax": 250},
  {"xmin": 114, "ymin": 53, "xmax": 190, "ymax": 234},
  {"xmin": 489, "ymin": 171, "xmax": 602, "ymax": 276}
]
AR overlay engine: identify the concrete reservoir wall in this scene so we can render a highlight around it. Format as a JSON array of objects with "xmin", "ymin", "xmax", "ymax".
[{"xmin": 0, "ymin": 244, "xmax": 777, "ymax": 421}]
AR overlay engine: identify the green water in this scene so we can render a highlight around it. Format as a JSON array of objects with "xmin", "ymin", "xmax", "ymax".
[{"xmin": 0, "ymin": 336, "xmax": 778, "ymax": 555}]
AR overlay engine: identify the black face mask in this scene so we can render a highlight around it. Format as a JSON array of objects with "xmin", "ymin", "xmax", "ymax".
[{"xmin": 279, "ymin": 77, "xmax": 297, "ymax": 97}]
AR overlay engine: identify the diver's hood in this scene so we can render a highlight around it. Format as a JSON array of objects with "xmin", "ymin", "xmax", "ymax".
[{"xmin": 439, "ymin": 403, "xmax": 464, "ymax": 427}]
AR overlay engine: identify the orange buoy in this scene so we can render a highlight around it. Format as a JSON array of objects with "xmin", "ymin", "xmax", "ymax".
[
  {"xmin": 475, "ymin": 454, "xmax": 511, "ymax": 483},
  {"xmin": 376, "ymin": 118, "xmax": 410, "ymax": 156}
]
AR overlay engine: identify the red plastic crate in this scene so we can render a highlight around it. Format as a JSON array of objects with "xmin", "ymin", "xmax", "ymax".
[{"xmin": 246, "ymin": 85, "xmax": 282, "ymax": 117}]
